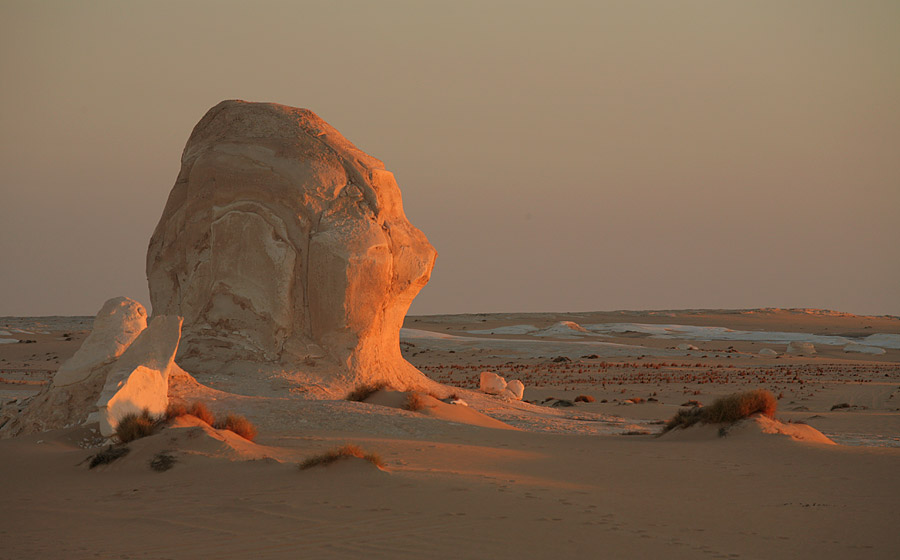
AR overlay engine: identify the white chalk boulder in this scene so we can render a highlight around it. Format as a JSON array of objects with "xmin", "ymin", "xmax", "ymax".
[
  {"xmin": 758, "ymin": 348, "xmax": 778, "ymax": 357},
  {"xmin": 54, "ymin": 297, "xmax": 147, "ymax": 387},
  {"xmin": 480, "ymin": 372, "xmax": 507, "ymax": 395},
  {"xmin": 96, "ymin": 316, "xmax": 183, "ymax": 436},
  {"xmin": 505, "ymin": 379, "xmax": 525, "ymax": 400},
  {"xmin": 676, "ymin": 343, "xmax": 699, "ymax": 351},
  {"xmin": 146, "ymin": 100, "xmax": 436, "ymax": 393}
]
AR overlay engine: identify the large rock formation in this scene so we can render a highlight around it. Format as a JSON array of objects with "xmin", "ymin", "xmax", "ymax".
[{"xmin": 147, "ymin": 101, "xmax": 437, "ymax": 392}]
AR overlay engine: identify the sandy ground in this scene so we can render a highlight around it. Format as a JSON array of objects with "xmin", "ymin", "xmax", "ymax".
[{"xmin": 1, "ymin": 309, "xmax": 899, "ymax": 559}]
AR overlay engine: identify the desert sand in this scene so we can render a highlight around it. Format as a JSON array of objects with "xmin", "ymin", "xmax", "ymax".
[{"xmin": 1, "ymin": 308, "xmax": 899, "ymax": 559}]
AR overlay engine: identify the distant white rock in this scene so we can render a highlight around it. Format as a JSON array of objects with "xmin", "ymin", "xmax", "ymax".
[
  {"xmin": 480, "ymin": 371, "xmax": 507, "ymax": 395},
  {"xmin": 758, "ymin": 348, "xmax": 778, "ymax": 357},
  {"xmin": 0, "ymin": 339, "xmax": 17, "ymax": 345},
  {"xmin": 54, "ymin": 297, "xmax": 148, "ymax": 387},
  {"xmin": 533, "ymin": 321, "xmax": 592, "ymax": 338},
  {"xmin": 676, "ymin": 343, "xmax": 699, "ymax": 351},
  {"xmin": 861, "ymin": 334, "xmax": 900, "ymax": 349},
  {"xmin": 843, "ymin": 343, "xmax": 886, "ymax": 355},
  {"xmin": 786, "ymin": 341, "xmax": 816, "ymax": 355}
]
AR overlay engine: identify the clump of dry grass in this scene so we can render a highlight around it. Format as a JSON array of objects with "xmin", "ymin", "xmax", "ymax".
[
  {"xmin": 149, "ymin": 451, "xmax": 176, "ymax": 472},
  {"xmin": 662, "ymin": 389, "xmax": 777, "ymax": 433},
  {"xmin": 574, "ymin": 395, "xmax": 595, "ymax": 403},
  {"xmin": 404, "ymin": 392, "xmax": 428, "ymax": 412},
  {"xmin": 298, "ymin": 445, "xmax": 385, "ymax": 470},
  {"xmin": 166, "ymin": 401, "xmax": 257, "ymax": 441},
  {"xmin": 165, "ymin": 402, "xmax": 187, "ymax": 420},
  {"xmin": 187, "ymin": 402, "xmax": 217, "ymax": 426},
  {"xmin": 346, "ymin": 382, "xmax": 389, "ymax": 402},
  {"xmin": 215, "ymin": 414, "xmax": 258, "ymax": 441},
  {"xmin": 115, "ymin": 409, "xmax": 164, "ymax": 443},
  {"xmin": 89, "ymin": 445, "xmax": 130, "ymax": 468}
]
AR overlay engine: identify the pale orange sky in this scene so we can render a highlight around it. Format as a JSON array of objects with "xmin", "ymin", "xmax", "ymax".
[{"xmin": 1, "ymin": 1, "xmax": 898, "ymax": 317}]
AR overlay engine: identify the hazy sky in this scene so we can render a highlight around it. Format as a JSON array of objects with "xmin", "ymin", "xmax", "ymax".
[{"xmin": 2, "ymin": 1, "xmax": 898, "ymax": 317}]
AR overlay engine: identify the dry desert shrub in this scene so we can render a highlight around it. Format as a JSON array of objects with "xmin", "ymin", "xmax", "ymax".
[
  {"xmin": 149, "ymin": 451, "xmax": 176, "ymax": 472},
  {"xmin": 346, "ymin": 382, "xmax": 389, "ymax": 402},
  {"xmin": 574, "ymin": 395, "xmax": 595, "ymax": 403},
  {"xmin": 298, "ymin": 444, "xmax": 385, "ymax": 470},
  {"xmin": 167, "ymin": 401, "xmax": 258, "ymax": 441},
  {"xmin": 187, "ymin": 402, "xmax": 217, "ymax": 426},
  {"xmin": 165, "ymin": 402, "xmax": 188, "ymax": 420},
  {"xmin": 662, "ymin": 389, "xmax": 777, "ymax": 433},
  {"xmin": 89, "ymin": 445, "xmax": 130, "ymax": 468},
  {"xmin": 216, "ymin": 414, "xmax": 258, "ymax": 441},
  {"xmin": 404, "ymin": 392, "xmax": 428, "ymax": 412},
  {"xmin": 115, "ymin": 409, "xmax": 164, "ymax": 443}
]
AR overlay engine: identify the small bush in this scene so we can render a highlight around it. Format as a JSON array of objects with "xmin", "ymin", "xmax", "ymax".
[
  {"xmin": 298, "ymin": 444, "xmax": 385, "ymax": 470},
  {"xmin": 167, "ymin": 401, "xmax": 258, "ymax": 440},
  {"xmin": 149, "ymin": 452, "xmax": 176, "ymax": 472},
  {"xmin": 89, "ymin": 445, "xmax": 129, "ymax": 468},
  {"xmin": 188, "ymin": 402, "xmax": 216, "ymax": 426},
  {"xmin": 346, "ymin": 382, "xmax": 389, "ymax": 402},
  {"xmin": 116, "ymin": 409, "xmax": 163, "ymax": 443},
  {"xmin": 662, "ymin": 389, "xmax": 777, "ymax": 433},
  {"xmin": 574, "ymin": 395, "xmax": 595, "ymax": 403},
  {"xmin": 404, "ymin": 392, "xmax": 428, "ymax": 412},
  {"xmin": 165, "ymin": 402, "xmax": 187, "ymax": 420},
  {"xmin": 217, "ymin": 414, "xmax": 258, "ymax": 441}
]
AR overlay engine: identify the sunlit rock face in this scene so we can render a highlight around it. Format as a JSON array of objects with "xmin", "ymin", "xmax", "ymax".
[{"xmin": 147, "ymin": 100, "xmax": 436, "ymax": 392}]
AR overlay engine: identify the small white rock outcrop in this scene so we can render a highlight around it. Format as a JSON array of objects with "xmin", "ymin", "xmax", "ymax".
[
  {"xmin": 504, "ymin": 379, "xmax": 525, "ymax": 400},
  {"xmin": 758, "ymin": 348, "xmax": 778, "ymax": 357},
  {"xmin": 480, "ymin": 372, "xmax": 507, "ymax": 395},
  {"xmin": 54, "ymin": 297, "xmax": 147, "ymax": 387},
  {"xmin": 95, "ymin": 315, "xmax": 183, "ymax": 436},
  {"xmin": 843, "ymin": 343, "xmax": 886, "ymax": 355},
  {"xmin": 0, "ymin": 298, "xmax": 184, "ymax": 439},
  {"xmin": 786, "ymin": 341, "xmax": 816, "ymax": 355},
  {"xmin": 480, "ymin": 372, "xmax": 524, "ymax": 400}
]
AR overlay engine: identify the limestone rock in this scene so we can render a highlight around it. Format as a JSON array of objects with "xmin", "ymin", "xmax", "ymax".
[
  {"xmin": 505, "ymin": 379, "xmax": 525, "ymax": 400},
  {"xmin": 96, "ymin": 316, "xmax": 182, "ymax": 436},
  {"xmin": 147, "ymin": 101, "xmax": 436, "ymax": 392},
  {"xmin": 843, "ymin": 343, "xmax": 886, "ymax": 355},
  {"xmin": 786, "ymin": 341, "xmax": 816, "ymax": 355},
  {"xmin": 480, "ymin": 372, "xmax": 507, "ymax": 395},
  {"xmin": 54, "ymin": 297, "xmax": 147, "ymax": 387},
  {"xmin": 676, "ymin": 343, "xmax": 699, "ymax": 351}
]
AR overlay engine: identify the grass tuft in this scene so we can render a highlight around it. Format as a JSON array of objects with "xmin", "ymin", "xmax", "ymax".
[
  {"xmin": 662, "ymin": 389, "xmax": 777, "ymax": 434},
  {"xmin": 298, "ymin": 444, "xmax": 385, "ymax": 470},
  {"xmin": 403, "ymin": 392, "xmax": 428, "ymax": 412},
  {"xmin": 115, "ymin": 409, "xmax": 163, "ymax": 443},
  {"xmin": 165, "ymin": 402, "xmax": 188, "ymax": 420},
  {"xmin": 89, "ymin": 445, "xmax": 130, "ymax": 468},
  {"xmin": 187, "ymin": 402, "xmax": 216, "ymax": 426},
  {"xmin": 149, "ymin": 452, "xmax": 177, "ymax": 472},
  {"xmin": 346, "ymin": 382, "xmax": 389, "ymax": 402},
  {"xmin": 217, "ymin": 414, "xmax": 258, "ymax": 441}
]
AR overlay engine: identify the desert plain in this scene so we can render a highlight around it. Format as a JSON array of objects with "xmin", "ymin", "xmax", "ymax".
[{"xmin": 1, "ymin": 307, "xmax": 898, "ymax": 559}]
